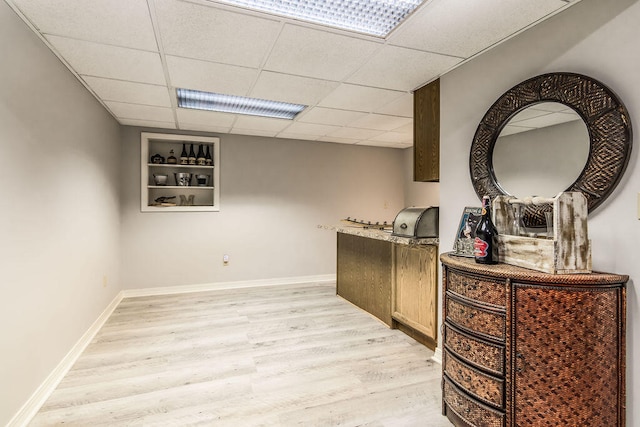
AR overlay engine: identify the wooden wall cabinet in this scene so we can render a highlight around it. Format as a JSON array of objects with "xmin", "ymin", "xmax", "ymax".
[
  {"xmin": 413, "ymin": 79, "xmax": 440, "ymax": 182},
  {"xmin": 393, "ymin": 244, "xmax": 438, "ymax": 349},
  {"xmin": 440, "ymin": 253, "xmax": 627, "ymax": 427}
]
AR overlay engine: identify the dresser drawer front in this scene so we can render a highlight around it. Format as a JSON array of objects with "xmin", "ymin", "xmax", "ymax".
[
  {"xmin": 444, "ymin": 350, "xmax": 504, "ymax": 408},
  {"xmin": 446, "ymin": 298, "xmax": 505, "ymax": 340},
  {"xmin": 447, "ymin": 270, "xmax": 506, "ymax": 307},
  {"xmin": 443, "ymin": 377, "xmax": 505, "ymax": 427},
  {"xmin": 444, "ymin": 325, "xmax": 504, "ymax": 375}
]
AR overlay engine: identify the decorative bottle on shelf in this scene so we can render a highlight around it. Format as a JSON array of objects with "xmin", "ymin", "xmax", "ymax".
[
  {"xmin": 180, "ymin": 144, "xmax": 188, "ymax": 165},
  {"xmin": 196, "ymin": 144, "xmax": 206, "ymax": 166},
  {"xmin": 205, "ymin": 145, "xmax": 212, "ymax": 166},
  {"xmin": 474, "ymin": 195, "xmax": 499, "ymax": 264},
  {"xmin": 167, "ymin": 149, "xmax": 177, "ymax": 164},
  {"xmin": 188, "ymin": 144, "xmax": 196, "ymax": 165}
]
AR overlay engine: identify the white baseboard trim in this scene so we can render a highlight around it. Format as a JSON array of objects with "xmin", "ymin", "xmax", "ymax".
[
  {"xmin": 431, "ymin": 346, "xmax": 443, "ymax": 364},
  {"xmin": 121, "ymin": 274, "xmax": 336, "ymax": 298},
  {"xmin": 7, "ymin": 291, "xmax": 124, "ymax": 427}
]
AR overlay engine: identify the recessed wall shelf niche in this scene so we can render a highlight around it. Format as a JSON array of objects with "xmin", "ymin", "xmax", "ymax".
[{"xmin": 141, "ymin": 132, "xmax": 220, "ymax": 212}]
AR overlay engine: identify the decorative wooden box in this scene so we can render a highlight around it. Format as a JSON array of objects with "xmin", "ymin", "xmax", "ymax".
[{"xmin": 492, "ymin": 192, "xmax": 591, "ymax": 274}]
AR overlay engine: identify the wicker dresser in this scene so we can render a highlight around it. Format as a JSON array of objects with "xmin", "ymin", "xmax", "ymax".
[{"xmin": 440, "ymin": 252, "xmax": 627, "ymax": 427}]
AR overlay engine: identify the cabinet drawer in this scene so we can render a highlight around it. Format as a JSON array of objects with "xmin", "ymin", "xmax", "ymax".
[
  {"xmin": 444, "ymin": 350, "xmax": 504, "ymax": 408},
  {"xmin": 447, "ymin": 270, "xmax": 506, "ymax": 307},
  {"xmin": 446, "ymin": 297, "xmax": 505, "ymax": 340},
  {"xmin": 444, "ymin": 324, "xmax": 504, "ymax": 375},
  {"xmin": 443, "ymin": 377, "xmax": 505, "ymax": 427}
]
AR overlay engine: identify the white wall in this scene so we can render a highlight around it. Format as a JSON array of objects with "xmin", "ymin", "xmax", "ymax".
[
  {"xmin": 0, "ymin": 3, "xmax": 122, "ymax": 425},
  {"xmin": 402, "ymin": 147, "xmax": 440, "ymax": 207},
  {"xmin": 439, "ymin": 0, "xmax": 639, "ymax": 423},
  {"xmin": 120, "ymin": 127, "xmax": 407, "ymax": 289}
]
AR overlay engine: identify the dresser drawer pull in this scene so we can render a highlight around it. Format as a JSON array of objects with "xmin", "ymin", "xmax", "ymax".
[
  {"xmin": 466, "ymin": 283, "xmax": 477, "ymax": 291},
  {"xmin": 455, "ymin": 369, "xmax": 472, "ymax": 382},
  {"xmin": 516, "ymin": 352, "xmax": 526, "ymax": 373},
  {"xmin": 463, "ymin": 344, "xmax": 471, "ymax": 352},
  {"xmin": 460, "ymin": 308, "xmax": 476, "ymax": 319}
]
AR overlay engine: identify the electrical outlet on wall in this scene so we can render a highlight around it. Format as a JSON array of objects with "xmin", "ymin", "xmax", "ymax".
[{"xmin": 223, "ymin": 254, "xmax": 229, "ymax": 266}]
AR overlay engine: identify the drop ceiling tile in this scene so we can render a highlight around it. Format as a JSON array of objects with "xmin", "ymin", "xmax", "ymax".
[
  {"xmin": 374, "ymin": 93, "xmax": 414, "ymax": 117},
  {"xmin": 512, "ymin": 112, "xmax": 581, "ymax": 128},
  {"xmin": 531, "ymin": 103, "xmax": 573, "ymax": 113},
  {"xmin": 395, "ymin": 142, "xmax": 414, "ymax": 149},
  {"xmin": 394, "ymin": 122, "xmax": 414, "ymax": 134},
  {"xmin": 277, "ymin": 132, "xmax": 320, "ymax": 141},
  {"xmin": 11, "ymin": 0, "xmax": 157, "ymax": 50},
  {"xmin": 297, "ymin": 107, "xmax": 367, "ymax": 126},
  {"xmin": 347, "ymin": 45, "xmax": 462, "ymax": 91},
  {"xmin": 105, "ymin": 101, "xmax": 174, "ymax": 122},
  {"xmin": 327, "ymin": 127, "xmax": 384, "ymax": 140},
  {"xmin": 368, "ymin": 131, "xmax": 413, "ymax": 144},
  {"xmin": 153, "ymin": 0, "xmax": 281, "ymax": 68},
  {"xmin": 230, "ymin": 128, "xmax": 279, "ymax": 138},
  {"xmin": 118, "ymin": 118, "xmax": 177, "ymax": 129},
  {"xmin": 357, "ymin": 140, "xmax": 405, "ymax": 148},
  {"xmin": 349, "ymin": 114, "xmax": 413, "ymax": 131},
  {"xmin": 166, "ymin": 55, "xmax": 258, "ymax": 97},
  {"xmin": 264, "ymin": 24, "xmax": 381, "ymax": 81},
  {"xmin": 317, "ymin": 136, "xmax": 360, "ymax": 145},
  {"xmin": 283, "ymin": 122, "xmax": 341, "ymax": 136},
  {"xmin": 500, "ymin": 125, "xmax": 533, "ymax": 137},
  {"xmin": 82, "ymin": 76, "xmax": 171, "ymax": 107},
  {"xmin": 176, "ymin": 108, "xmax": 236, "ymax": 127},
  {"xmin": 232, "ymin": 115, "xmax": 292, "ymax": 132},
  {"xmin": 389, "ymin": 0, "xmax": 568, "ymax": 58},
  {"xmin": 250, "ymin": 72, "xmax": 339, "ymax": 106},
  {"xmin": 509, "ymin": 108, "xmax": 555, "ymax": 122},
  {"xmin": 46, "ymin": 35, "xmax": 166, "ymax": 84},
  {"xmin": 179, "ymin": 122, "xmax": 231, "ymax": 134},
  {"xmin": 318, "ymin": 84, "xmax": 405, "ymax": 112}
]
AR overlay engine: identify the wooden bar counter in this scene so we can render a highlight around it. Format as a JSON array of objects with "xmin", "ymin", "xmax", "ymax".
[{"xmin": 323, "ymin": 225, "xmax": 439, "ymax": 350}]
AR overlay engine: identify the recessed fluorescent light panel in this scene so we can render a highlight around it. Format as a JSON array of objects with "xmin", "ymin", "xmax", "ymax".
[
  {"xmin": 211, "ymin": 0, "xmax": 424, "ymax": 37},
  {"xmin": 177, "ymin": 88, "xmax": 306, "ymax": 120}
]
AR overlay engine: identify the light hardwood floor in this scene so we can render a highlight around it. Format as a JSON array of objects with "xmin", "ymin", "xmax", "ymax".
[{"xmin": 30, "ymin": 282, "xmax": 452, "ymax": 426}]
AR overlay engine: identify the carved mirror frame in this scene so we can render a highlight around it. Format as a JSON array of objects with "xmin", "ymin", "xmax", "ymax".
[{"xmin": 470, "ymin": 72, "xmax": 632, "ymax": 227}]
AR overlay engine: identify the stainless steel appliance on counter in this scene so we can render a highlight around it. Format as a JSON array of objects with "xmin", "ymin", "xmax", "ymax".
[{"xmin": 392, "ymin": 207, "xmax": 439, "ymax": 238}]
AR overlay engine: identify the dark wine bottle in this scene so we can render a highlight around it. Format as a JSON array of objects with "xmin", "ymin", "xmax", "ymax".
[
  {"xmin": 205, "ymin": 145, "xmax": 212, "ymax": 166},
  {"xmin": 188, "ymin": 144, "xmax": 196, "ymax": 165},
  {"xmin": 474, "ymin": 195, "xmax": 499, "ymax": 264},
  {"xmin": 196, "ymin": 144, "xmax": 206, "ymax": 166},
  {"xmin": 180, "ymin": 143, "xmax": 188, "ymax": 165},
  {"xmin": 167, "ymin": 149, "xmax": 177, "ymax": 164}
]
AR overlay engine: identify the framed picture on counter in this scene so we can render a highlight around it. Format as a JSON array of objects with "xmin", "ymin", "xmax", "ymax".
[{"xmin": 453, "ymin": 206, "xmax": 482, "ymax": 257}]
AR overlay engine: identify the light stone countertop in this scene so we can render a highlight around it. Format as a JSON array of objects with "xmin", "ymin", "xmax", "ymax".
[{"xmin": 319, "ymin": 224, "xmax": 439, "ymax": 246}]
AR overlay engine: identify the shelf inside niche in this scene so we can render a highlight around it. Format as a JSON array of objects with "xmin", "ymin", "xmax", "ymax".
[
  {"xmin": 147, "ymin": 163, "xmax": 214, "ymax": 169},
  {"xmin": 148, "ymin": 185, "xmax": 214, "ymax": 189}
]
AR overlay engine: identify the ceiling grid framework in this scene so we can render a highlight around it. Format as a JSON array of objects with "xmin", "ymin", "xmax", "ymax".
[{"xmin": 5, "ymin": 0, "xmax": 581, "ymax": 148}]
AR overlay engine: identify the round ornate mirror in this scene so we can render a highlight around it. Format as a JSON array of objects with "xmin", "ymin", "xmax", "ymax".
[{"xmin": 470, "ymin": 72, "xmax": 632, "ymax": 227}]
